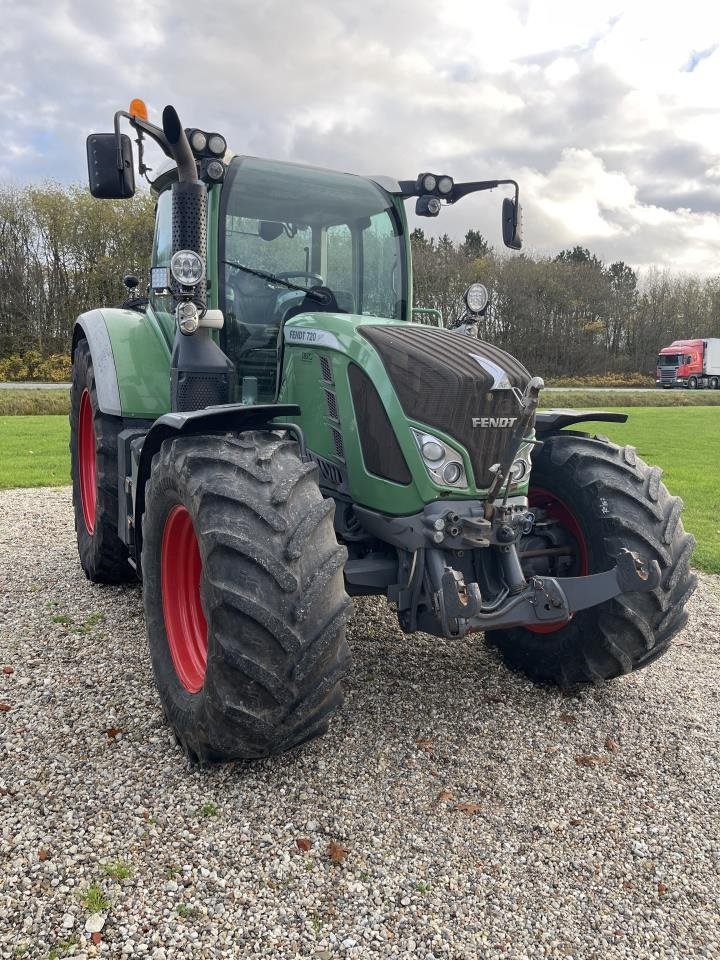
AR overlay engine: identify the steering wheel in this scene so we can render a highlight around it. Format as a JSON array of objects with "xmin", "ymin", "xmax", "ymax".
[{"xmin": 274, "ymin": 271, "xmax": 324, "ymax": 287}]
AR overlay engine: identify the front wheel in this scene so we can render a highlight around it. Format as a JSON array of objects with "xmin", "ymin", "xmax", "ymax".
[
  {"xmin": 141, "ymin": 431, "xmax": 352, "ymax": 762},
  {"xmin": 486, "ymin": 434, "xmax": 696, "ymax": 685},
  {"xmin": 688, "ymin": 376, "xmax": 698, "ymax": 389}
]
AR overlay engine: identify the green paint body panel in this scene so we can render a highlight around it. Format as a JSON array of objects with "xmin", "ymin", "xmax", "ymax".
[
  {"xmin": 101, "ymin": 307, "xmax": 171, "ymax": 418},
  {"xmin": 278, "ymin": 312, "xmax": 529, "ymax": 516}
]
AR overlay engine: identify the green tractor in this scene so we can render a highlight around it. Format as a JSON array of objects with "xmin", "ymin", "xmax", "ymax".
[{"xmin": 73, "ymin": 100, "xmax": 695, "ymax": 762}]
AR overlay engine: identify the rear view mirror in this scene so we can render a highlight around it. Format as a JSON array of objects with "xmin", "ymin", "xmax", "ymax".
[
  {"xmin": 502, "ymin": 196, "xmax": 523, "ymax": 250},
  {"xmin": 258, "ymin": 221, "xmax": 284, "ymax": 241},
  {"xmin": 87, "ymin": 133, "xmax": 135, "ymax": 199}
]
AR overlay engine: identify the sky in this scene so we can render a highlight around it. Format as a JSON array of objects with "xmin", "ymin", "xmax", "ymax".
[{"xmin": 2, "ymin": 0, "xmax": 720, "ymax": 273}]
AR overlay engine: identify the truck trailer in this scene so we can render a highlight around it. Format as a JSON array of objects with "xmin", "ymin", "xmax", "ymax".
[{"xmin": 656, "ymin": 338, "xmax": 720, "ymax": 389}]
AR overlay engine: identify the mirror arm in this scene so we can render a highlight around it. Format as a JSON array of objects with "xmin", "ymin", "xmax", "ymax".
[
  {"xmin": 113, "ymin": 111, "xmax": 174, "ymax": 170},
  {"xmin": 449, "ymin": 178, "xmax": 519, "ymax": 204}
]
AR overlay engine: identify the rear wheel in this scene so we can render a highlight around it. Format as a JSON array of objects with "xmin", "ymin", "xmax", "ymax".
[
  {"xmin": 141, "ymin": 431, "xmax": 352, "ymax": 762},
  {"xmin": 70, "ymin": 339, "xmax": 133, "ymax": 583},
  {"xmin": 710, "ymin": 377, "xmax": 719, "ymax": 390},
  {"xmin": 486, "ymin": 434, "xmax": 696, "ymax": 685}
]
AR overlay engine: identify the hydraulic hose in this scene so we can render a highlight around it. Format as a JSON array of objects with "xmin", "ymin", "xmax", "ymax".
[{"xmin": 162, "ymin": 105, "xmax": 197, "ymax": 183}]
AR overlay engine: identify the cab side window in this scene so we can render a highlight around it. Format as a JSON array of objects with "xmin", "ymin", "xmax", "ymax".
[{"xmin": 150, "ymin": 189, "xmax": 173, "ymax": 319}]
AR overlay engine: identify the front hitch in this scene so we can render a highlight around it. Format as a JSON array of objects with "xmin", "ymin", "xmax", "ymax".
[{"xmin": 435, "ymin": 548, "xmax": 660, "ymax": 637}]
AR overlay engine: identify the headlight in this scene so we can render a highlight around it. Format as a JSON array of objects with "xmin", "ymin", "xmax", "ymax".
[
  {"xmin": 170, "ymin": 250, "xmax": 204, "ymax": 287},
  {"xmin": 443, "ymin": 461, "xmax": 462, "ymax": 484},
  {"xmin": 208, "ymin": 134, "xmax": 227, "ymax": 156},
  {"xmin": 464, "ymin": 283, "xmax": 489, "ymax": 314},
  {"xmin": 412, "ymin": 429, "xmax": 467, "ymax": 488},
  {"xmin": 509, "ymin": 459, "xmax": 527, "ymax": 482},
  {"xmin": 190, "ymin": 130, "xmax": 208, "ymax": 152},
  {"xmin": 176, "ymin": 300, "xmax": 199, "ymax": 335}
]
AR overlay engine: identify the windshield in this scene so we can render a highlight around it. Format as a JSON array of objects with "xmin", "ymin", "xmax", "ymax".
[
  {"xmin": 657, "ymin": 354, "xmax": 681, "ymax": 366},
  {"xmin": 219, "ymin": 156, "xmax": 406, "ymax": 400}
]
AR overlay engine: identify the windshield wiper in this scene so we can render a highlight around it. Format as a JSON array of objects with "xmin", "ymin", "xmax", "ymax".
[{"xmin": 221, "ymin": 259, "xmax": 330, "ymax": 303}]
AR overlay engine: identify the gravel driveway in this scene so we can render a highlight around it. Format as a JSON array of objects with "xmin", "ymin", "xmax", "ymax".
[{"xmin": 1, "ymin": 487, "xmax": 719, "ymax": 960}]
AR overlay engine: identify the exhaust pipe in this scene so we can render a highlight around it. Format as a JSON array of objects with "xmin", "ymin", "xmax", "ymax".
[{"xmin": 162, "ymin": 105, "xmax": 197, "ymax": 183}]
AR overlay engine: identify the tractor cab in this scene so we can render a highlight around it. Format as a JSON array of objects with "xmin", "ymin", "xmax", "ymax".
[{"xmin": 219, "ymin": 157, "xmax": 406, "ymax": 401}]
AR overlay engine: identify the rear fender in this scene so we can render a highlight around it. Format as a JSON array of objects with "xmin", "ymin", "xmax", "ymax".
[
  {"xmin": 72, "ymin": 307, "xmax": 171, "ymax": 418},
  {"xmin": 133, "ymin": 403, "xmax": 301, "ymax": 571}
]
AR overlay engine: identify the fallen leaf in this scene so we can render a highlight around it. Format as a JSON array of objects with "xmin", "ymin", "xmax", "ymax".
[
  {"xmin": 0, "ymin": 703, "xmax": 10, "ymax": 712},
  {"xmin": 296, "ymin": 837, "xmax": 312, "ymax": 852},
  {"xmin": 91, "ymin": 932, "xmax": 102, "ymax": 945},
  {"xmin": 455, "ymin": 802, "xmax": 482, "ymax": 815},
  {"xmin": 105, "ymin": 726, "xmax": 124, "ymax": 740},
  {"xmin": 437, "ymin": 789, "xmax": 455, "ymax": 803},
  {"xmin": 559, "ymin": 713, "xmax": 577, "ymax": 724},
  {"xmin": 2, "ymin": 666, "xmax": 13, "ymax": 675},
  {"xmin": 38, "ymin": 849, "xmax": 50, "ymax": 862},
  {"xmin": 622, "ymin": 880, "xmax": 634, "ymax": 890},
  {"xmin": 415, "ymin": 738, "xmax": 434, "ymax": 753},
  {"xmin": 327, "ymin": 840, "xmax": 348, "ymax": 865},
  {"xmin": 657, "ymin": 882, "xmax": 669, "ymax": 895},
  {"xmin": 605, "ymin": 737, "xmax": 620, "ymax": 753},
  {"xmin": 575, "ymin": 754, "xmax": 605, "ymax": 767}
]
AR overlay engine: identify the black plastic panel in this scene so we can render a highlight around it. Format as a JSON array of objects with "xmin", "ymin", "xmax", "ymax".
[
  {"xmin": 348, "ymin": 362, "xmax": 412, "ymax": 486},
  {"xmin": 360, "ymin": 325, "xmax": 531, "ymax": 489}
]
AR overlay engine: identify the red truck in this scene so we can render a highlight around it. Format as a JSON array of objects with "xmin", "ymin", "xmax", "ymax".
[{"xmin": 656, "ymin": 338, "xmax": 720, "ymax": 389}]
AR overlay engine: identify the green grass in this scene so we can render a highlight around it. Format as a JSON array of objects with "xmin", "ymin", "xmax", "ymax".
[
  {"xmin": 590, "ymin": 407, "xmax": 720, "ymax": 574},
  {"xmin": 80, "ymin": 883, "xmax": 110, "ymax": 913},
  {"xmin": 3, "ymin": 387, "xmax": 720, "ymax": 417},
  {"xmin": 103, "ymin": 859, "xmax": 132, "ymax": 881},
  {"xmin": 0, "ymin": 409, "xmax": 717, "ymax": 573},
  {"xmin": 540, "ymin": 389, "xmax": 720, "ymax": 407},
  {"xmin": 0, "ymin": 416, "xmax": 69, "ymax": 489},
  {"xmin": 0, "ymin": 389, "xmax": 70, "ymax": 416}
]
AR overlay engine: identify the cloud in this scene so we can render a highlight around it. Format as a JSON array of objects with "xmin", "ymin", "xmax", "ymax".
[{"xmin": 2, "ymin": 0, "xmax": 720, "ymax": 272}]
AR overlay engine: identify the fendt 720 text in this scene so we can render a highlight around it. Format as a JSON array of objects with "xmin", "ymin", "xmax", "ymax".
[{"xmin": 72, "ymin": 100, "xmax": 696, "ymax": 761}]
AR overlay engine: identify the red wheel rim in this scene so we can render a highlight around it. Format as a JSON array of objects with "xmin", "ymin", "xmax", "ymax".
[
  {"xmin": 161, "ymin": 505, "xmax": 208, "ymax": 693},
  {"xmin": 525, "ymin": 487, "xmax": 589, "ymax": 635},
  {"xmin": 78, "ymin": 389, "xmax": 97, "ymax": 534}
]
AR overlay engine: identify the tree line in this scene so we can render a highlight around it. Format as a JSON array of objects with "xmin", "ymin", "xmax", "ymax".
[
  {"xmin": 411, "ymin": 229, "xmax": 720, "ymax": 376},
  {"xmin": 1, "ymin": 182, "xmax": 718, "ymax": 378}
]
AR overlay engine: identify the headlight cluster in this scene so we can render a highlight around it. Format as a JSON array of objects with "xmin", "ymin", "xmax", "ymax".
[
  {"xmin": 187, "ymin": 129, "xmax": 227, "ymax": 158},
  {"xmin": 508, "ymin": 442, "xmax": 533, "ymax": 486},
  {"xmin": 412, "ymin": 429, "xmax": 467, "ymax": 489},
  {"xmin": 417, "ymin": 172, "xmax": 454, "ymax": 197}
]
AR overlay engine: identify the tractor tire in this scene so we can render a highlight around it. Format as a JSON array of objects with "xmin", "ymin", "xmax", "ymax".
[
  {"xmin": 141, "ymin": 431, "xmax": 352, "ymax": 762},
  {"xmin": 486, "ymin": 434, "xmax": 696, "ymax": 686},
  {"xmin": 70, "ymin": 339, "xmax": 133, "ymax": 583}
]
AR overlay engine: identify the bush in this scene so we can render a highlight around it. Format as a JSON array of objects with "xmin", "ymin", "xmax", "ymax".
[
  {"xmin": 0, "ymin": 351, "xmax": 71, "ymax": 382},
  {"xmin": 545, "ymin": 373, "xmax": 655, "ymax": 389}
]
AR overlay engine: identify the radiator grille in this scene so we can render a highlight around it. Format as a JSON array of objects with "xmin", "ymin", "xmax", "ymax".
[
  {"xmin": 359, "ymin": 324, "xmax": 530, "ymax": 489},
  {"xmin": 319, "ymin": 355, "xmax": 333, "ymax": 383},
  {"xmin": 331, "ymin": 428, "xmax": 345, "ymax": 460},
  {"xmin": 325, "ymin": 389, "xmax": 339, "ymax": 421},
  {"xmin": 348, "ymin": 362, "xmax": 412, "ymax": 485}
]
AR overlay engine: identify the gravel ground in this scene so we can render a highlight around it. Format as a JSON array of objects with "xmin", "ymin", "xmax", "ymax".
[{"xmin": 1, "ymin": 487, "xmax": 719, "ymax": 960}]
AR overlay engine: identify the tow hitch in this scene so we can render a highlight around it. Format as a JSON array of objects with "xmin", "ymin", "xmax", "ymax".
[{"xmin": 433, "ymin": 548, "xmax": 660, "ymax": 638}]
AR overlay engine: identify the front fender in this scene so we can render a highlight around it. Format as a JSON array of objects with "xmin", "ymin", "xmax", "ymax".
[{"xmin": 133, "ymin": 403, "xmax": 301, "ymax": 571}]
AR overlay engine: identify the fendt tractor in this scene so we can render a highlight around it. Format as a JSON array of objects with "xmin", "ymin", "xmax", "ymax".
[{"xmin": 74, "ymin": 100, "xmax": 696, "ymax": 762}]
